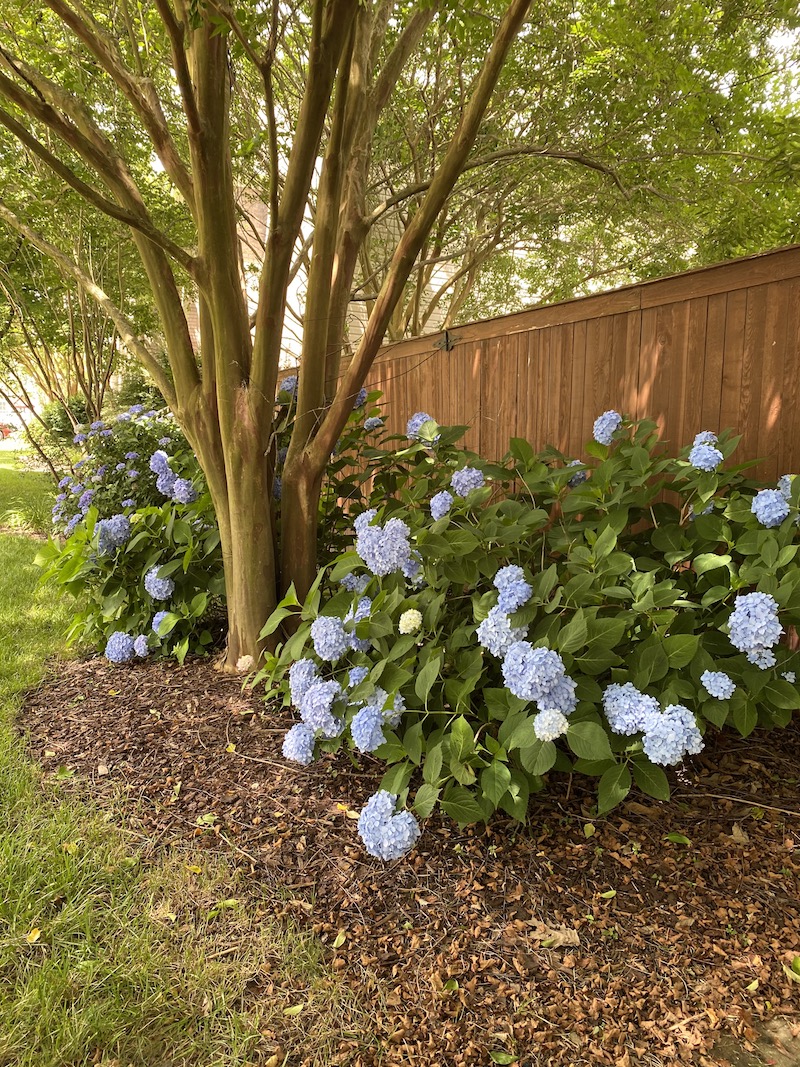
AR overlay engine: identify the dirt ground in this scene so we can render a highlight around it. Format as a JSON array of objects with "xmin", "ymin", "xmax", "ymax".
[{"xmin": 19, "ymin": 657, "xmax": 800, "ymax": 1066}]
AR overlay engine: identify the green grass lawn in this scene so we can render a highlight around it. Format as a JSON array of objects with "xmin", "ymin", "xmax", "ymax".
[
  {"xmin": 0, "ymin": 453, "xmax": 363, "ymax": 1066},
  {"xmin": 0, "ymin": 441, "xmax": 55, "ymax": 533}
]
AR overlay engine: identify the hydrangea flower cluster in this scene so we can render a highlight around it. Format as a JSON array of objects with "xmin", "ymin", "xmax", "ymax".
[
  {"xmin": 399, "ymin": 609, "xmax": 423, "ymax": 634},
  {"xmin": 567, "ymin": 459, "xmax": 588, "ymax": 487},
  {"xmin": 299, "ymin": 680, "xmax": 343, "ymax": 737},
  {"xmin": 700, "ymin": 670, "xmax": 736, "ymax": 700},
  {"xmin": 751, "ymin": 489, "xmax": 789, "ymax": 528},
  {"xmin": 357, "ymin": 790, "xmax": 421, "ymax": 860},
  {"xmin": 593, "ymin": 410, "xmax": 622, "ymax": 445},
  {"xmin": 96, "ymin": 514, "xmax": 131, "ymax": 555},
  {"xmin": 477, "ymin": 606, "xmax": 527, "ymax": 658},
  {"xmin": 278, "ymin": 374, "xmax": 298, "ymax": 397},
  {"xmin": 778, "ymin": 474, "xmax": 794, "ymax": 501},
  {"xmin": 450, "ymin": 466, "xmax": 484, "ymax": 497},
  {"xmin": 502, "ymin": 642, "xmax": 576, "ymax": 713},
  {"xmin": 641, "ymin": 704, "xmax": 704, "ymax": 766},
  {"xmin": 289, "ymin": 658, "xmax": 319, "ymax": 705},
  {"xmin": 354, "ymin": 510, "xmax": 413, "ymax": 577},
  {"xmin": 152, "ymin": 610, "xmax": 170, "ymax": 635},
  {"xmin": 144, "ymin": 566, "xmax": 175, "ymax": 600},
  {"xmin": 310, "ymin": 616, "xmax": 350, "ymax": 661},
  {"xmin": 351, "ymin": 705, "xmax": 386, "ymax": 752},
  {"xmin": 430, "ymin": 491, "xmax": 452, "ymax": 520},
  {"xmin": 602, "ymin": 682, "xmax": 660, "ymax": 735},
  {"xmin": 533, "ymin": 708, "xmax": 570, "ymax": 742},
  {"xmin": 105, "ymin": 631, "xmax": 136, "ymax": 663},
  {"xmin": 688, "ymin": 430, "xmax": 723, "ymax": 471},
  {"xmin": 406, "ymin": 412, "xmax": 435, "ymax": 440},
  {"xmin": 340, "ymin": 572, "xmax": 370, "ymax": 594},
  {"xmin": 281, "ymin": 723, "xmax": 315, "ymax": 764},
  {"xmin": 364, "ymin": 416, "xmax": 384, "ymax": 432},
  {"xmin": 345, "ymin": 596, "xmax": 372, "ymax": 652},
  {"xmin": 494, "ymin": 564, "xmax": 532, "ymax": 614},
  {"xmin": 727, "ymin": 591, "xmax": 783, "ymax": 669}
]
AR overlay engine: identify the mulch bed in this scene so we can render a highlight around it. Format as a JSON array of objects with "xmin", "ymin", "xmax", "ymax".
[{"xmin": 19, "ymin": 657, "xmax": 800, "ymax": 1067}]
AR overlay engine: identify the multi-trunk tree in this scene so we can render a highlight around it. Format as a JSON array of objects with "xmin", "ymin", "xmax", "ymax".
[{"xmin": 0, "ymin": 0, "xmax": 531, "ymax": 667}]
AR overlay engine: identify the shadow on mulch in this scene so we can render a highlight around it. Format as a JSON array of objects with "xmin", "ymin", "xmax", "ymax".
[{"xmin": 18, "ymin": 657, "xmax": 800, "ymax": 1067}]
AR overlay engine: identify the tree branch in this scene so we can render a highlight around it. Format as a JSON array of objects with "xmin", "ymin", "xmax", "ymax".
[{"xmin": 0, "ymin": 201, "xmax": 177, "ymax": 407}]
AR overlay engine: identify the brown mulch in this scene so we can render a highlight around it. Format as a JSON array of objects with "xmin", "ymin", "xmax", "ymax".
[{"xmin": 19, "ymin": 658, "xmax": 800, "ymax": 1067}]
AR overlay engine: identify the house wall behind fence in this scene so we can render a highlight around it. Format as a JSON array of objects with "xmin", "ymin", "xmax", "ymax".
[{"xmin": 365, "ymin": 245, "xmax": 800, "ymax": 481}]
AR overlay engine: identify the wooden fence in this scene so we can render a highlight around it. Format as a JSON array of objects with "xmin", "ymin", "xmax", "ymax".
[{"xmin": 365, "ymin": 244, "xmax": 800, "ymax": 480}]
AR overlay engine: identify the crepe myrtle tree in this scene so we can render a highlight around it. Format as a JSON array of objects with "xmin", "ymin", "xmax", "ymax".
[{"xmin": 0, "ymin": 0, "xmax": 531, "ymax": 667}]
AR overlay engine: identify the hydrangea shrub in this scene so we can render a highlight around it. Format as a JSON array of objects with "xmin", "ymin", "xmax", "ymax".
[
  {"xmin": 260, "ymin": 413, "xmax": 800, "ymax": 858},
  {"xmin": 37, "ymin": 406, "xmax": 224, "ymax": 662}
]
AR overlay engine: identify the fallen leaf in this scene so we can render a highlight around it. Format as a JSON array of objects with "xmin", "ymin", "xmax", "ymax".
[
  {"xmin": 731, "ymin": 823, "xmax": 750, "ymax": 844},
  {"xmin": 97, "ymin": 763, "xmax": 109, "ymax": 776},
  {"xmin": 529, "ymin": 921, "xmax": 579, "ymax": 948},
  {"xmin": 332, "ymin": 930, "xmax": 347, "ymax": 949},
  {"xmin": 25, "ymin": 928, "xmax": 41, "ymax": 944},
  {"xmin": 283, "ymin": 1003, "xmax": 304, "ymax": 1016},
  {"xmin": 225, "ymin": 742, "xmax": 236, "ymax": 753}
]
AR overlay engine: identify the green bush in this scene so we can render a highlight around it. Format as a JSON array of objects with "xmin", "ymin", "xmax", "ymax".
[
  {"xmin": 37, "ymin": 406, "xmax": 223, "ymax": 662},
  {"xmin": 261, "ymin": 413, "xmax": 800, "ymax": 857}
]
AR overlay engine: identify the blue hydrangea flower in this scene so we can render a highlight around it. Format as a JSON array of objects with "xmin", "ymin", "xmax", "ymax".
[
  {"xmin": 152, "ymin": 610, "xmax": 170, "ymax": 636},
  {"xmin": 688, "ymin": 442, "xmax": 723, "ymax": 471},
  {"xmin": 450, "ymin": 467, "xmax": 484, "ymax": 497},
  {"xmin": 272, "ymin": 476, "xmax": 281, "ymax": 501},
  {"xmin": 728, "ymin": 591, "xmax": 782, "ymax": 660},
  {"xmin": 348, "ymin": 666, "xmax": 369, "ymax": 688},
  {"xmin": 497, "ymin": 579, "xmax": 532, "ymax": 614},
  {"xmin": 289, "ymin": 658, "xmax": 319, "ymax": 706},
  {"xmin": 357, "ymin": 790, "xmax": 421, "ymax": 860},
  {"xmin": 156, "ymin": 469, "xmax": 177, "ymax": 496},
  {"xmin": 105, "ymin": 631, "xmax": 135, "ymax": 663},
  {"xmin": 158, "ymin": 437, "xmax": 172, "ymax": 447},
  {"xmin": 127, "ymin": 469, "xmax": 139, "ymax": 479},
  {"xmin": 340, "ymin": 572, "xmax": 370, "ymax": 594},
  {"xmin": 115, "ymin": 463, "xmax": 126, "ymax": 472},
  {"xmin": 149, "ymin": 450, "xmax": 171, "ymax": 475},
  {"xmin": 406, "ymin": 412, "xmax": 435, "ymax": 440},
  {"xmin": 278, "ymin": 374, "xmax": 298, "ymax": 397},
  {"xmin": 55, "ymin": 492, "xmax": 67, "ymax": 503},
  {"xmin": 642, "ymin": 704, "xmax": 704, "ymax": 766},
  {"xmin": 97, "ymin": 514, "xmax": 131, "ymax": 554},
  {"xmin": 70, "ymin": 483, "xmax": 84, "ymax": 495},
  {"xmin": 64, "ymin": 515, "xmax": 81, "ymax": 536},
  {"xmin": 116, "ymin": 412, "xmax": 132, "ymax": 422},
  {"xmin": 172, "ymin": 478, "xmax": 198, "ymax": 505},
  {"xmin": 144, "ymin": 566, "xmax": 175, "ymax": 600},
  {"xmin": 78, "ymin": 489, "xmax": 95, "ymax": 510},
  {"xmin": 299, "ymin": 680, "xmax": 343, "ymax": 737},
  {"xmin": 310, "ymin": 616, "xmax": 350, "ymax": 661},
  {"xmin": 477, "ymin": 607, "xmax": 526, "ymax": 658},
  {"xmin": 128, "ymin": 404, "xmax": 144, "ymax": 414},
  {"xmin": 354, "ymin": 509, "xmax": 377, "ymax": 532},
  {"xmin": 355, "ymin": 515, "xmax": 412, "ymax": 577},
  {"xmin": 537, "ymin": 674, "xmax": 577, "ymax": 715},
  {"xmin": 700, "ymin": 670, "xmax": 735, "ymax": 700},
  {"xmin": 133, "ymin": 635, "xmax": 149, "ymax": 658},
  {"xmin": 125, "ymin": 451, "xmax": 139, "ymax": 460},
  {"xmin": 694, "ymin": 430, "xmax": 718, "ymax": 446},
  {"xmin": 73, "ymin": 433, "xmax": 87, "ymax": 444},
  {"xmin": 282, "ymin": 723, "xmax": 315, "ymax": 765},
  {"xmin": 782, "ymin": 671, "xmax": 796, "ymax": 683},
  {"xmin": 351, "ymin": 706, "xmax": 386, "ymax": 752},
  {"xmin": 345, "ymin": 597, "xmax": 372, "ymax": 652},
  {"xmin": 502, "ymin": 642, "xmax": 566, "ymax": 703},
  {"xmin": 57, "ymin": 476, "xmax": 71, "ymax": 489},
  {"xmin": 121, "ymin": 498, "xmax": 136, "ymax": 508},
  {"xmin": 430, "ymin": 491, "xmax": 452, "ymax": 520},
  {"xmin": 364, "ymin": 417, "xmax": 384, "ymax": 432},
  {"xmin": 353, "ymin": 387, "xmax": 368, "ymax": 408},
  {"xmin": 603, "ymin": 682, "xmax": 659, "ymax": 735},
  {"xmin": 593, "ymin": 410, "xmax": 622, "ymax": 445},
  {"xmin": 401, "ymin": 551, "xmax": 423, "ymax": 584},
  {"xmin": 567, "ymin": 460, "xmax": 588, "ymax": 487},
  {"xmin": 746, "ymin": 647, "xmax": 776, "ymax": 669},
  {"xmin": 533, "ymin": 708, "xmax": 570, "ymax": 742},
  {"xmin": 494, "ymin": 565, "xmax": 525, "ymax": 590},
  {"xmin": 778, "ymin": 474, "xmax": 794, "ymax": 501},
  {"xmin": 751, "ymin": 489, "xmax": 789, "ymax": 528}
]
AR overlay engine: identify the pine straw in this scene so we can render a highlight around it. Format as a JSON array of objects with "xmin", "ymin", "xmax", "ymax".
[{"xmin": 19, "ymin": 658, "xmax": 800, "ymax": 1067}]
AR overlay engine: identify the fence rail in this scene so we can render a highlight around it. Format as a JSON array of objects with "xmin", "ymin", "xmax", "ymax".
[{"xmin": 366, "ymin": 244, "xmax": 800, "ymax": 480}]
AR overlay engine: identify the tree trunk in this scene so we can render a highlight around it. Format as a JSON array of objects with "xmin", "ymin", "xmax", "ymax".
[
  {"xmin": 190, "ymin": 390, "xmax": 278, "ymax": 670},
  {"xmin": 280, "ymin": 449, "xmax": 324, "ymax": 602}
]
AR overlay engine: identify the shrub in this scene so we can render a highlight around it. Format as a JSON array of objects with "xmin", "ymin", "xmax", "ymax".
[
  {"xmin": 260, "ymin": 414, "xmax": 800, "ymax": 858},
  {"xmin": 37, "ymin": 406, "xmax": 223, "ymax": 662}
]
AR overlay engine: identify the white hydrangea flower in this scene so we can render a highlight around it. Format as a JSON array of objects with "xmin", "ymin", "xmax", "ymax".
[{"xmin": 398, "ymin": 609, "xmax": 423, "ymax": 634}]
